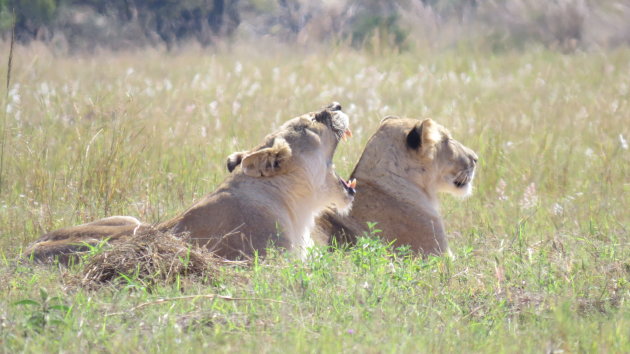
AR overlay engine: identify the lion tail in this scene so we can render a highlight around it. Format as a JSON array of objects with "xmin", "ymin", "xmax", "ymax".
[{"xmin": 23, "ymin": 216, "xmax": 146, "ymax": 265}]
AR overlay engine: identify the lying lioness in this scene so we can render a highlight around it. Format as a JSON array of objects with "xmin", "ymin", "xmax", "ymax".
[
  {"xmin": 25, "ymin": 103, "xmax": 356, "ymax": 262},
  {"xmin": 313, "ymin": 116, "xmax": 478, "ymax": 256}
]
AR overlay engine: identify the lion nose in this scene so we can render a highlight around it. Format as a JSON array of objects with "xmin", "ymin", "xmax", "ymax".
[
  {"xmin": 470, "ymin": 154, "xmax": 478, "ymax": 165},
  {"xmin": 327, "ymin": 102, "xmax": 342, "ymax": 111}
]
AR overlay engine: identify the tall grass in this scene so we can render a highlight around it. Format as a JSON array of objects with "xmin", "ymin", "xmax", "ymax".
[
  {"xmin": 0, "ymin": 44, "xmax": 628, "ymax": 352},
  {"xmin": 0, "ymin": 12, "xmax": 14, "ymax": 194}
]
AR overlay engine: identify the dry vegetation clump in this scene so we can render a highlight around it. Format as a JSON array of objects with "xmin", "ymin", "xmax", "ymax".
[{"xmin": 79, "ymin": 226, "xmax": 241, "ymax": 288}]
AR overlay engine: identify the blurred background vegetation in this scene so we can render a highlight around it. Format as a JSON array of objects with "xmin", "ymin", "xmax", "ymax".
[{"xmin": 1, "ymin": 0, "xmax": 629, "ymax": 52}]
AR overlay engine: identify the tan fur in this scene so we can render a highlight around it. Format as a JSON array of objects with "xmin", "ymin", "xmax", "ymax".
[
  {"xmin": 25, "ymin": 104, "xmax": 354, "ymax": 262},
  {"xmin": 313, "ymin": 116, "xmax": 478, "ymax": 256},
  {"xmin": 23, "ymin": 216, "xmax": 148, "ymax": 264}
]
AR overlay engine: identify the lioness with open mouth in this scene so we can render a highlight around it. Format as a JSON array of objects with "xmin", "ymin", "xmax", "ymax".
[
  {"xmin": 313, "ymin": 116, "xmax": 477, "ymax": 256},
  {"xmin": 25, "ymin": 103, "xmax": 355, "ymax": 262}
]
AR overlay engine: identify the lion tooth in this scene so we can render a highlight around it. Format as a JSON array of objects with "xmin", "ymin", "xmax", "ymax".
[{"xmin": 348, "ymin": 179, "xmax": 357, "ymax": 189}]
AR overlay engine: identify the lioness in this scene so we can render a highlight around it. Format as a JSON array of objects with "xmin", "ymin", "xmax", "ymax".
[
  {"xmin": 313, "ymin": 116, "xmax": 477, "ymax": 256},
  {"xmin": 25, "ymin": 103, "xmax": 356, "ymax": 262}
]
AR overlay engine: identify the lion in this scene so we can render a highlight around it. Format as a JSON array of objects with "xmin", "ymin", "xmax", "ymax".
[
  {"xmin": 312, "ymin": 116, "xmax": 478, "ymax": 256},
  {"xmin": 25, "ymin": 103, "xmax": 356, "ymax": 262}
]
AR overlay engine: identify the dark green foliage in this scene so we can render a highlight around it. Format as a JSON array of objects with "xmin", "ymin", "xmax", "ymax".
[
  {"xmin": 4, "ymin": 0, "xmax": 58, "ymax": 39},
  {"xmin": 344, "ymin": 0, "xmax": 409, "ymax": 50},
  {"xmin": 14, "ymin": 0, "xmax": 57, "ymax": 25},
  {"xmin": 1, "ymin": 0, "xmax": 240, "ymax": 48},
  {"xmin": 350, "ymin": 14, "xmax": 408, "ymax": 50},
  {"xmin": 0, "ymin": 0, "xmax": 11, "ymax": 31}
]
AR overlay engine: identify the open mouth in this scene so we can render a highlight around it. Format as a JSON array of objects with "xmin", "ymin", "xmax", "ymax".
[
  {"xmin": 454, "ymin": 180, "xmax": 468, "ymax": 188},
  {"xmin": 332, "ymin": 119, "xmax": 352, "ymax": 142},
  {"xmin": 339, "ymin": 176, "xmax": 357, "ymax": 196},
  {"xmin": 324, "ymin": 102, "xmax": 355, "ymax": 196}
]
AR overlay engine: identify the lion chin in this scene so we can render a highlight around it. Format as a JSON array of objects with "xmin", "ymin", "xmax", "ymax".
[
  {"xmin": 25, "ymin": 103, "xmax": 356, "ymax": 263},
  {"xmin": 313, "ymin": 116, "xmax": 478, "ymax": 256},
  {"xmin": 441, "ymin": 171, "xmax": 475, "ymax": 198}
]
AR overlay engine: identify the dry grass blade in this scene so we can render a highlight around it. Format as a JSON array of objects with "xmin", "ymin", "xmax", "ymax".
[
  {"xmin": 106, "ymin": 294, "xmax": 289, "ymax": 316},
  {"xmin": 4, "ymin": 12, "xmax": 14, "ymax": 94},
  {"xmin": 0, "ymin": 9, "xmax": 16, "ymax": 193},
  {"xmin": 80, "ymin": 226, "xmax": 242, "ymax": 288}
]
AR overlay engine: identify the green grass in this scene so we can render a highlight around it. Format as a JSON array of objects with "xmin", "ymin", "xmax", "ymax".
[{"xmin": 0, "ymin": 44, "xmax": 628, "ymax": 352}]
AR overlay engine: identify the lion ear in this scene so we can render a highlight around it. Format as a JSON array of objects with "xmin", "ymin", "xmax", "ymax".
[
  {"xmin": 241, "ymin": 138, "xmax": 292, "ymax": 177},
  {"xmin": 226, "ymin": 152, "xmax": 245, "ymax": 172},
  {"xmin": 420, "ymin": 119, "xmax": 442, "ymax": 146},
  {"xmin": 407, "ymin": 119, "xmax": 441, "ymax": 150},
  {"xmin": 406, "ymin": 124, "xmax": 422, "ymax": 150}
]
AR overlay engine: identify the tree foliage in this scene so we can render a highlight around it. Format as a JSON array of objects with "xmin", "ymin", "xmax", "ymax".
[
  {"xmin": 1, "ymin": 0, "xmax": 240, "ymax": 48},
  {"xmin": 1, "ymin": 0, "xmax": 629, "ymax": 51}
]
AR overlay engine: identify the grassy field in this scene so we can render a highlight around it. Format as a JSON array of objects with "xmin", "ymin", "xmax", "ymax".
[{"xmin": 0, "ymin": 44, "xmax": 628, "ymax": 352}]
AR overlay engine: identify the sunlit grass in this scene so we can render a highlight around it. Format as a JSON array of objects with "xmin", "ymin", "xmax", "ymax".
[{"xmin": 0, "ymin": 44, "xmax": 628, "ymax": 352}]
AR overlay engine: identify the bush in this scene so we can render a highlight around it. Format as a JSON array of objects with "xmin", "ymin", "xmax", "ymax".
[{"xmin": 478, "ymin": 0, "xmax": 588, "ymax": 52}]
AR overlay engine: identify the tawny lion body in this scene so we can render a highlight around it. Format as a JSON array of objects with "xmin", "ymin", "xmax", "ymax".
[
  {"xmin": 26, "ymin": 104, "xmax": 355, "ymax": 262},
  {"xmin": 313, "ymin": 116, "xmax": 477, "ymax": 256}
]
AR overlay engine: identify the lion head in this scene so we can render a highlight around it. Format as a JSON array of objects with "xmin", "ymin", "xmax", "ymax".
[
  {"xmin": 401, "ymin": 117, "xmax": 478, "ymax": 197},
  {"xmin": 353, "ymin": 116, "xmax": 477, "ymax": 200},
  {"xmin": 226, "ymin": 102, "xmax": 356, "ymax": 216},
  {"xmin": 315, "ymin": 116, "xmax": 478, "ymax": 256}
]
